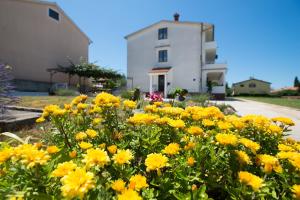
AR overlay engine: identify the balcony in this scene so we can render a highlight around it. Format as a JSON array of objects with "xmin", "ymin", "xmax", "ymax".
[
  {"xmin": 204, "ymin": 40, "xmax": 217, "ymax": 49},
  {"xmin": 203, "ymin": 62, "xmax": 227, "ymax": 70}
]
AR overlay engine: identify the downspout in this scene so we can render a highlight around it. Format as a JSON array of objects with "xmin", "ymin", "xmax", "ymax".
[{"xmin": 199, "ymin": 23, "xmax": 203, "ymax": 93}]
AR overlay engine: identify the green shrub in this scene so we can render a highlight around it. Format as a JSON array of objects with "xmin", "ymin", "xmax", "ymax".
[
  {"xmin": 54, "ymin": 88, "xmax": 78, "ymax": 96},
  {"xmin": 190, "ymin": 94, "xmax": 210, "ymax": 106},
  {"xmin": 120, "ymin": 90, "xmax": 134, "ymax": 99}
]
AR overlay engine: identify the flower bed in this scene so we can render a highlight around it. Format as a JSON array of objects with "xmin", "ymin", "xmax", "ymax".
[{"xmin": 0, "ymin": 92, "xmax": 299, "ymax": 199}]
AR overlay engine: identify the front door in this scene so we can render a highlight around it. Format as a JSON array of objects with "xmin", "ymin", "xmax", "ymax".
[{"xmin": 158, "ymin": 75, "xmax": 165, "ymax": 93}]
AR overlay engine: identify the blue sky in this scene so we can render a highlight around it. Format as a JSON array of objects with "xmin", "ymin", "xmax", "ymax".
[{"xmin": 55, "ymin": 0, "xmax": 300, "ymax": 89}]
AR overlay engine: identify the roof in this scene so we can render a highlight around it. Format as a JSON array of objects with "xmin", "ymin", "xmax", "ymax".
[
  {"xmin": 233, "ymin": 78, "xmax": 271, "ymax": 86},
  {"xmin": 125, "ymin": 20, "xmax": 213, "ymax": 39},
  {"xmin": 13, "ymin": 0, "xmax": 92, "ymax": 44},
  {"xmin": 149, "ymin": 67, "xmax": 172, "ymax": 74}
]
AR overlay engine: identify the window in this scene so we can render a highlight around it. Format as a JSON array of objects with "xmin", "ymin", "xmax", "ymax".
[
  {"xmin": 158, "ymin": 50, "xmax": 168, "ymax": 62},
  {"xmin": 49, "ymin": 8, "xmax": 59, "ymax": 21},
  {"xmin": 249, "ymin": 83, "xmax": 256, "ymax": 88},
  {"xmin": 240, "ymin": 84, "xmax": 244, "ymax": 87},
  {"xmin": 158, "ymin": 28, "xmax": 168, "ymax": 40}
]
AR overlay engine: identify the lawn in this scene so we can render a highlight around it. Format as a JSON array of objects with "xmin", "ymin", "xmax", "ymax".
[
  {"xmin": 238, "ymin": 96, "xmax": 300, "ymax": 109},
  {"xmin": 15, "ymin": 96, "xmax": 75, "ymax": 108}
]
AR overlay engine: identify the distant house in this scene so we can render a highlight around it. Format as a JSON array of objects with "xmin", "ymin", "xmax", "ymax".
[
  {"xmin": 232, "ymin": 78, "xmax": 271, "ymax": 95},
  {"xmin": 0, "ymin": 0, "xmax": 91, "ymax": 92},
  {"xmin": 125, "ymin": 13, "xmax": 227, "ymax": 99}
]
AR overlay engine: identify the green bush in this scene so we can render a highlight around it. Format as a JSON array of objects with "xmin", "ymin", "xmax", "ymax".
[
  {"xmin": 271, "ymin": 89, "xmax": 299, "ymax": 97},
  {"xmin": 54, "ymin": 88, "xmax": 78, "ymax": 96},
  {"xmin": 190, "ymin": 94, "xmax": 210, "ymax": 106},
  {"xmin": 120, "ymin": 90, "xmax": 134, "ymax": 99}
]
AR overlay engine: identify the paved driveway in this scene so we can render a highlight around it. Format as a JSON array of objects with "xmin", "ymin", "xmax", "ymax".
[{"xmin": 212, "ymin": 98, "xmax": 300, "ymax": 140}]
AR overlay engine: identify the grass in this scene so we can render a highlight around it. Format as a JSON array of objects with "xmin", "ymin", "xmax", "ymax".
[
  {"xmin": 15, "ymin": 96, "xmax": 76, "ymax": 108},
  {"xmin": 238, "ymin": 96, "xmax": 300, "ymax": 109}
]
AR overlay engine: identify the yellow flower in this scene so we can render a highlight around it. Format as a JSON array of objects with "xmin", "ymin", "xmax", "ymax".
[
  {"xmin": 239, "ymin": 138, "xmax": 260, "ymax": 153},
  {"xmin": 36, "ymin": 117, "xmax": 45, "ymax": 123},
  {"xmin": 238, "ymin": 171, "xmax": 263, "ymax": 191},
  {"xmin": 94, "ymin": 92, "xmax": 120, "ymax": 108},
  {"xmin": 168, "ymin": 119, "xmax": 185, "ymax": 129},
  {"xmin": 77, "ymin": 103, "xmax": 88, "ymax": 110},
  {"xmin": 0, "ymin": 148, "xmax": 13, "ymax": 164},
  {"xmin": 107, "ymin": 145, "xmax": 118, "ymax": 154},
  {"xmin": 235, "ymin": 150, "xmax": 251, "ymax": 165},
  {"xmin": 129, "ymin": 174, "xmax": 148, "ymax": 191},
  {"xmin": 92, "ymin": 118, "xmax": 102, "ymax": 125},
  {"xmin": 256, "ymin": 154, "xmax": 282, "ymax": 173},
  {"xmin": 292, "ymin": 185, "xmax": 300, "ymax": 199},
  {"xmin": 99, "ymin": 143, "xmax": 106, "ymax": 149},
  {"xmin": 12, "ymin": 144, "xmax": 50, "ymax": 168},
  {"xmin": 111, "ymin": 179, "xmax": 126, "ymax": 192},
  {"xmin": 268, "ymin": 124, "xmax": 283, "ymax": 134},
  {"xmin": 187, "ymin": 126, "xmax": 204, "ymax": 136},
  {"xmin": 145, "ymin": 153, "xmax": 168, "ymax": 172},
  {"xmin": 163, "ymin": 143, "xmax": 180, "ymax": 155},
  {"xmin": 272, "ymin": 117, "xmax": 295, "ymax": 126},
  {"xmin": 128, "ymin": 113, "xmax": 158, "ymax": 125},
  {"xmin": 215, "ymin": 133, "xmax": 238, "ymax": 146},
  {"xmin": 46, "ymin": 145, "xmax": 60, "ymax": 154},
  {"xmin": 75, "ymin": 132, "xmax": 87, "ymax": 141},
  {"xmin": 217, "ymin": 121, "xmax": 232, "ymax": 130},
  {"xmin": 69, "ymin": 150, "xmax": 77, "ymax": 158},
  {"xmin": 202, "ymin": 119, "xmax": 215, "ymax": 127},
  {"xmin": 154, "ymin": 101, "xmax": 163, "ymax": 106},
  {"xmin": 82, "ymin": 148, "xmax": 110, "ymax": 168},
  {"xmin": 79, "ymin": 142, "xmax": 93, "ymax": 150},
  {"xmin": 60, "ymin": 167, "xmax": 95, "ymax": 199},
  {"xmin": 117, "ymin": 188, "xmax": 142, "ymax": 200},
  {"xmin": 278, "ymin": 144, "xmax": 295, "ymax": 152},
  {"xmin": 160, "ymin": 107, "xmax": 184, "ymax": 116},
  {"xmin": 112, "ymin": 149, "xmax": 134, "ymax": 165},
  {"xmin": 64, "ymin": 104, "xmax": 71, "ymax": 110},
  {"xmin": 184, "ymin": 142, "xmax": 196, "ymax": 150},
  {"xmin": 187, "ymin": 157, "xmax": 195, "ymax": 166},
  {"xmin": 144, "ymin": 105, "xmax": 158, "ymax": 113},
  {"xmin": 123, "ymin": 100, "xmax": 137, "ymax": 109},
  {"xmin": 86, "ymin": 129, "xmax": 98, "ymax": 138},
  {"xmin": 192, "ymin": 184, "xmax": 198, "ymax": 191},
  {"xmin": 51, "ymin": 161, "xmax": 77, "ymax": 177}
]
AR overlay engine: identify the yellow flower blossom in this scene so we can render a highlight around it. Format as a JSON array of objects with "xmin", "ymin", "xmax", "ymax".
[
  {"xmin": 60, "ymin": 167, "xmax": 95, "ymax": 199},
  {"xmin": 256, "ymin": 154, "xmax": 282, "ymax": 173},
  {"xmin": 107, "ymin": 145, "xmax": 118, "ymax": 154},
  {"xmin": 187, "ymin": 157, "xmax": 195, "ymax": 166},
  {"xmin": 187, "ymin": 126, "xmax": 204, "ymax": 136},
  {"xmin": 168, "ymin": 119, "xmax": 185, "ymax": 129},
  {"xmin": 86, "ymin": 129, "xmax": 98, "ymax": 138},
  {"xmin": 69, "ymin": 150, "xmax": 77, "ymax": 158},
  {"xmin": 123, "ymin": 100, "xmax": 136, "ymax": 109},
  {"xmin": 202, "ymin": 119, "xmax": 215, "ymax": 127},
  {"xmin": 272, "ymin": 117, "xmax": 295, "ymax": 126},
  {"xmin": 82, "ymin": 148, "xmax": 110, "ymax": 168},
  {"xmin": 292, "ymin": 184, "xmax": 300, "ymax": 199},
  {"xmin": 111, "ymin": 179, "xmax": 126, "ymax": 192},
  {"xmin": 79, "ymin": 142, "xmax": 93, "ymax": 150},
  {"xmin": 75, "ymin": 132, "xmax": 87, "ymax": 141},
  {"xmin": 0, "ymin": 148, "xmax": 13, "ymax": 164},
  {"xmin": 129, "ymin": 174, "xmax": 148, "ymax": 191},
  {"xmin": 144, "ymin": 105, "xmax": 158, "ymax": 113},
  {"xmin": 145, "ymin": 153, "xmax": 168, "ymax": 172},
  {"xmin": 92, "ymin": 117, "xmax": 102, "ymax": 125},
  {"xmin": 235, "ymin": 150, "xmax": 252, "ymax": 165},
  {"xmin": 117, "ymin": 188, "xmax": 142, "ymax": 200},
  {"xmin": 94, "ymin": 92, "xmax": 120, "ymax": 108},
  {"xmin": 36, "ymin": 117, "xmax": 45, "ymax": 123},
  {"xmin": 46, "ymin": 145, "xmax": 60, "ymax": 154},
  {"xmin": 51, "ymin": 161, "xmax": 77, "ymax": 177},
  {"xmin": 217, "ymin": 121, "xmax": 232, "ymax": 130},
  {"xmin": 238, "ymin": 171, "xmax": 263, "ymax": 191},
  {"xmin": 112, "ymin": 149, "xmax": 134, "ymax": 165},
  {"xmin": 215, "ymin": 133, "xmax": 238, "ymax": 146},
  {"xmin": 239, "ymin": 138, "xmax": 260, "ymax": 153},
  {"xmin": 163, "ymin": 143, "xmax": 180, "ymax": 155},
  {"xmin": 278, "ymin": 144, "xmax": 295, "ymax": 152},
  {"xmin": 127, "ymin": 113, "xmax": 158, "ymax": 125}
]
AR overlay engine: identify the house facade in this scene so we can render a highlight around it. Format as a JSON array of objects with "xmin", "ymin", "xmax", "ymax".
[
  {"xmin": 125, "ymin": 14, "xmax": 227, "ymax": 99},
  {"xmin": 0, "ymin": 0, "xmax": 91, "ymax": 92},
  {"xmin": 232, "ymin": 78, "xmax": 271, "ymax": 95}
]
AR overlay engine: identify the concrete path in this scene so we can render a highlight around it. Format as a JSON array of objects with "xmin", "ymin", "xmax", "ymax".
[{"xmin": 212, "ymin": 98, "xmax": 300, "ymax": 140}]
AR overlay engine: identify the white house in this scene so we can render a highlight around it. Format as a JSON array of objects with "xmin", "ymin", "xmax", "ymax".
[{"xmin": 125, "ymin": 14, "xmax": 227, "ymax": 99}]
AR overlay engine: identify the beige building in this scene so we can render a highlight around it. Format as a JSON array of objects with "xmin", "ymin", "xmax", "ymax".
[
  {"xmin": 232, "ymin": 78, "xmax": 271, "ymax": 95},
  {"xmin": 0, "ymin": 0, "xmax": 91, "ymax": 92}
]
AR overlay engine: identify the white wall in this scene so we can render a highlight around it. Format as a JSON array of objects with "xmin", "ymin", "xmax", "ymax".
[{"xmin": 127, "ymin": 22, "xmax": 203, "ymax": 93}]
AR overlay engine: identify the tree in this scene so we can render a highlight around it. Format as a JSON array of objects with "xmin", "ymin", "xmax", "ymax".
[{"xmin": 294, "ymin": 76, "xmax": 300, "ymax": 87}]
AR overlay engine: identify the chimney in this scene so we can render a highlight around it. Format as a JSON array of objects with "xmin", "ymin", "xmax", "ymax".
[{"xmin": 173, "ymin": 13, "xmax": 180, "ymax": 21}]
